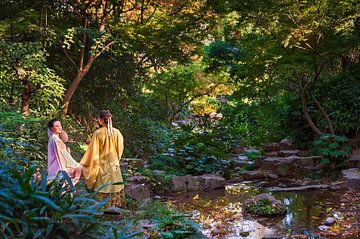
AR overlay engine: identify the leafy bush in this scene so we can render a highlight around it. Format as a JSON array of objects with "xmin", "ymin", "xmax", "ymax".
[
  {"xmin": 146, "ymin": 120, "xmax": 237, "ymax": 178},
  {"xmin": 316, "ymin": 63, "xmax": 360, "ymax": 135},
  {"xmin": 244, "ymin": 199, "xmax": 286, "ymax": 216},
  {"xmin": 115, "ymin": 111, "xmax": 173, "ymax": 158},
  {"xmin": 170, "ymin": 128, "xmax": 235, "ymax": 178},
  {"xmin": 214, "ymin": 97, "xmax": 286, "ymax": 147},
  {"xmin": 0, "ymin": 160, "xmax": 140, "ymax": 239},
  {"xmin": 148, "ymin": 153, "xmax": 180, "ymax": 172},
  {"xmin": 0, "ymin": 111, "xmax": 47, "ymax": 165},
  {"xmin": 244, "ymin": 150, "xmax": 262, "ymax": 161},
  {"xmin": 313, "ymin": 134, "xmax": 352, "ymax": 167},
  {"xmin": 0, "ymin": 41, "xmax": 65, "ymax": 115},
  {"xmin": 135, "ymin": 201, "xmax": 200, "ymax": 239}
]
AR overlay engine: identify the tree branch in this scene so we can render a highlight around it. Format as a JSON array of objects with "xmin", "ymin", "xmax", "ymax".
[
  {"xmin": 62, "ymin": 47, "xmax": 78, "ymax": 72},
  {"xmin": 94, "ymin": 41, "xmax": 115, "ymax": 59}
]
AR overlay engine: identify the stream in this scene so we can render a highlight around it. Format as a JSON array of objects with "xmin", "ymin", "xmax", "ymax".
[{"xmin": 170, "ymin": 182, "xmax": 355, "ymax": 239}]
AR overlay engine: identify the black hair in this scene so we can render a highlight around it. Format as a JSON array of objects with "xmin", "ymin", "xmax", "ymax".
[
  {"xmin": 99, "ymin": 110, "xmax": 112, "ymax": 124},
  {"xmin": 48, "ymin": 118, "xmax": 59, "ymax": 129}
]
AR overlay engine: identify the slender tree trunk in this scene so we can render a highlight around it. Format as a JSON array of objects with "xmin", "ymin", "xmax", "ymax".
[
  {"xmin": 311, "ymin": 93, "xmax": 335, "ymax": 134},
  {"xmin": 299, "ymin": 89, "xmax": 323, "ymax": 136},
  {"xmin": 61, "ymin": 17, "xmax": 107, "ymax": 115},
  {"xmin": 62, "ymin": 56, "xmax": 94, "ymax": 115},
  {"xmin": 21, "ymin": 80, "xmax": 32, "ymax": 116}
]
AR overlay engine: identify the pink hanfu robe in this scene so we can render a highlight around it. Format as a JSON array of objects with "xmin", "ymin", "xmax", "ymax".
[{"xmin": 47, "ymin": 132, "xmax": 82, "ymax": 185}]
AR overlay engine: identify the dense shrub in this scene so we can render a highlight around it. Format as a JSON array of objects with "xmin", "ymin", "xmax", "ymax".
[
  {"xmin": 244, "ymin": 199, "xmax": 287, "ymax": 216},
  {"xmin": 115, "ymin": 112, "xmax": 173, "ymax": 158},
  {"xmin": 317, "ymin": 63, "xmax": 360, "ymax": 136},
  {"xmin": 149, "ymin": 125, "xmax": 236, "ymax": 179},
  {"xmin": 313, "ymin": 134, "xmax": 352, "ymax": 167},
  {"xmin": 214, "ymin": 97, "xmax": 287, "ymax": 146},
  {"xmin": 0, "ymin": 111, "xmax": 47, "ymax": 164},
  {"xmin": 0, "ymin": 160, "xmax": 140, "ymax": 239},
  {"xmin": 134, "ymin": 201, "xmax": 200, "ymax": 239}
]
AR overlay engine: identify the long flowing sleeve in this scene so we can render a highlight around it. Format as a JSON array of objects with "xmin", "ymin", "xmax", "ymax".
[
  {"xmin": 48, "ymin": 134, "xmax": 82, "ymax": 185},
  {"xmin": 80, "ymin": 132, "xmax": 100, "ymax": 189},
  {"xmin": 116, "ymin": 130, "xmax": 124, "ymax": 160}
]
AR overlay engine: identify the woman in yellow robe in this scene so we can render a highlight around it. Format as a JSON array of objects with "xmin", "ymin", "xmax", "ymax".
[{"xmin": 80, "ymin": 110, "xmax": 125, "ymax": 207}]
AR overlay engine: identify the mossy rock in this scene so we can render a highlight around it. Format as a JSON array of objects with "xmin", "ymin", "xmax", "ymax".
[{"xmin": 243, "ymin": 193, "xmax": 286, "ymax": 216}]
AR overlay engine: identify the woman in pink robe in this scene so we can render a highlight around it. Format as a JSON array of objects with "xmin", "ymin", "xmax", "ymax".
[{"xmin": 47, "ymin": 119, "xmax": 82, "ymax": 185}]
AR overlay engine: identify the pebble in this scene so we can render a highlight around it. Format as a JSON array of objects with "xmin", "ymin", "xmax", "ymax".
[
  {"xmin": 324, "ymin": 217, "xmax": 336, "ymax": 225},
  {"xmin": 318, "ymin": 225, "xmax": 330, "ymax": 231}
]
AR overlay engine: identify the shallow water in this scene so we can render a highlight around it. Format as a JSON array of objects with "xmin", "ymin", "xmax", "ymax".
[{"xmin": 171, "ymin": 183, "xmax": 349, "ymax": 238}]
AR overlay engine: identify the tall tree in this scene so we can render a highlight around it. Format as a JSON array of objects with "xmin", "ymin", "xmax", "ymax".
[
  {"xmin": 49, "ymin": 0, "xmax": 219, "ymax": 115},
  {"xmin": 215, "ymin": 0, "xmax": 360, "ymax": 135},
  {"xmin": 0, "ymin": 42, "xmax": 65, "ymax": 115}
]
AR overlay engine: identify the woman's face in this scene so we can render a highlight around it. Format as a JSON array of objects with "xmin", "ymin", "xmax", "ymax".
[{"xmin": 51, "ymin": 121, "xmax": 62, "ymax": 135}]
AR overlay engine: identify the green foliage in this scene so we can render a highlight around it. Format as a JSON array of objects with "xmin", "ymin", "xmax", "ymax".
[
  {"xmin": 0, "ymin": 160, "xmax": 140, "ymax": 239},
  {"xmin": 214, "ymin": 97, "xmax": 285, "ymax": 146},
  {"xmin": 208, "ymin": 0, "xmax": 360, "ymax": 141},
  {"xmin": 244, "ymin": 199, "xmax": 286, "ymax": 217},
  {"xmin": 0, "ymin": 111, "xmax": 47, "ymax": 164},
  {"xmin": 0, "ymin": 41, "xmax": 65, "ymax": 115},
  {"xmin": 204, "ymin": 40, "xmax": 242, "ymax": 75},
  {"xmin": 144, "ymin": 64, "xmax": 207, "ymax": 121},
  {"xmin": 313, "ymin": 134, "xmax": 351, "ymax": 166},
  {"xmin": 115, "ymin": 112, "xmax": 173, "ymax": 158},
  {"xmin": 153, "ymin": 127, "xmax": 235, "ymax": 178},
  {"xmin": 243, "ymin": 150, "xmax": 262, "ymax": 161},
  {"xmin": 135, "ymin": 201, "xmax": 200, "ymax": 239},
  {"xmin": 142, "ymin": 63, "xmax": 233, "ymax": 121},
  {"xmin": 148, "ymin": 154, "xmax": 180, "ymax": 172},
  {"xmin": 317, "ymin": 63, "xmax": 360, "ymax": 135}
]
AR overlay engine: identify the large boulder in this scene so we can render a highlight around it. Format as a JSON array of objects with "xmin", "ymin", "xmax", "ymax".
[
  {"xmin": 125, "ymin": 183, "xmax": 151, "ymax": 201},
  {"xmin": 279, "ymin": 138, "xmax": 293, "ymax": 150},
  {"xmin": 201, "ymin": 174, "xmax": 226, "ymax": 190},
  {"xmin": 259, "ymin": 155, "xmax": 322, "ymax": 177},
  {"xmin": 186, "ymin": 176, "xmax": 203, "ymax": 191},
  {"xmin": 263, "ymin": 143, "xmax": 280, "ymax": 152},
  {"xmin": 260, "ymin": 156, "xmax": 298, "ymax": 176},
  {"xmin": 172, "ymin": 175, "xmax": 190, "ymax": 192},
  {"xmin": 171, "ymin": 174, "xmax": 226, "ymax": 192},
  {"xmin": 254, "ymin": 156, "xmax": 266, "ymax": 168},
  {"xmin": 239, "ymin": 170, "xmax": 279, "ymax": 181},
  {"xmin": 345, "ymin": 150, "xmax": 360, "ymax": 168},
  {"xmin": 277, "ymin": 150, "xmax": 301, "ymax": 157},
  {"xmin": 231, "ymin": 155, "xmax": 254, "ymax": 167},
  {"xmin": 126, "ymin": 175, "xmax": 147, "ymax": 184}
]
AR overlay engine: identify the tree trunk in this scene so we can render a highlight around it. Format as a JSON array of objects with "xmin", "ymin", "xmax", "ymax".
[
  {"xmin": 62, "ymin": 56, "xmax": 95, "ymax": 115},
  {"xmin": 300, "ymin": 90, "xmax": 323, "ymax": 136},
  {"xmin": 311, "ymin": 93, "xmax": 335, "ymax": 134},
  {"xmin": 21, "ymin": 81, "xmax": 32, "ymax": 116},
  {"xmin": 62, "ymin": 71, "xmax": 87, "ymax": 115}
]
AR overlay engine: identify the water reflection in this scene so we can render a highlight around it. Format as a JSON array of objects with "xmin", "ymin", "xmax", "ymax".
[
  {"xmin": 283, "ymin": 212, "xmax": 293, "ymax": 228},
  {"xmin": 171, "ymin": 183, "xmax": 344, "ymax": 238}
]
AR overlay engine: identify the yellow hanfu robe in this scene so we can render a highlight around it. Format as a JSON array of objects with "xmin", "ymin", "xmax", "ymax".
[{"xmin": 80, "ymin": 127, "xmax": 124, "ymax": 200}]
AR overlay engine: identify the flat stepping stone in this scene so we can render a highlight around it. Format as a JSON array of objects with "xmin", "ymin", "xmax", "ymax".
[{"xmin": 342, "ymin": 168, "xmax": 360, "ymax": 189}]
